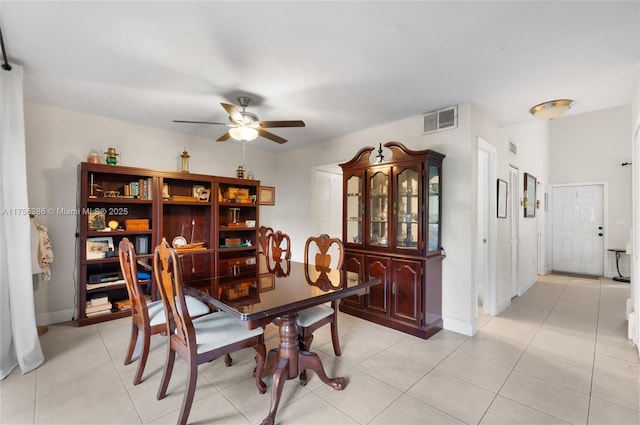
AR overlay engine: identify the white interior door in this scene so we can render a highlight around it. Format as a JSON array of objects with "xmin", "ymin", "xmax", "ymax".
[
  {"xmin": 551, "ymin": 184, "xmax": 604, "ymax": 276},
  {"xmin": 477, "ymin": 138, "xmax": 497, "ymax": 315},
  {"xmin": 509, "ymin": 166, "xmax": 519, "ymax": 297},
  {"xmin": 313, "ymin": 170, "xmax": 343, "ymax": 238},
  {"xmin": 477, "ymin": 148, "xmax": 489, "ymax": 306}
]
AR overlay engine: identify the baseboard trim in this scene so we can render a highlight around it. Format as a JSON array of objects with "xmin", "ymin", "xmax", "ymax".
[
  {"xmin": 443, "ymin": 316, "xmax": 476, "ymax": 336},
  {"xmin": 495, "ymin": 296, "xmax": 511, "ymax": 315},
  {"xmin": 550, "ymin": 271, "xmax": 600, "ymax": 280},
  {"xmin": 36, "ymin": 308, "xmax": 75, "ymax": 326},
  {"xmin": 518, "ymin": 277, "xmax": 537, "ymax": 296}
]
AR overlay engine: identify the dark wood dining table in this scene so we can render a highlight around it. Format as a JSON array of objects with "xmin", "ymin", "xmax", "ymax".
[{"xmin": 183, "ymin": 253, "xmax": 381, "ymax": 425}]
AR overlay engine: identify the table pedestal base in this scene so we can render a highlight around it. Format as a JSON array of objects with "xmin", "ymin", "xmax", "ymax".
[{"xmin": 260, "ymin": 313, "xmax": 345, "ymax": 425}]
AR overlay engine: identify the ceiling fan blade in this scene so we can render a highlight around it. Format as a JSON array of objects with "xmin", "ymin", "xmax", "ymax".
[
  {"xmin": 259, "ymin": 120, "xmax": 306, "ymax": 128},
  {"xmin": 258, "ymin": 128, "xmax": 287, "ymax": 144},
  {"xmin": 221, "ymin": 103, "xmax": 244, "ymax": 123},
  {"xmin": 173, "ymin": 120, "xmax": 228, "ymax": 125},
  {"xmin": 216, "ymin": 132, "xmax": 231, "ymax": 142}
]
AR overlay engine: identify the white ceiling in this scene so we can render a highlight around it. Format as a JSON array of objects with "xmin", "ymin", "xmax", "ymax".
[{"xmin": 1, "ymin": 1, "xmax": 638, "ymax": 152}]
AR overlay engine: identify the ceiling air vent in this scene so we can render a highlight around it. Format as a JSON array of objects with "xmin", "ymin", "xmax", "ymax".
[
  {"xmin": 423, "ymin": 106, "xmax": 458, "ymax": 135},
  {"xmin": 509, "ymin": 140, "xmax": 517, "ymax": 156}
]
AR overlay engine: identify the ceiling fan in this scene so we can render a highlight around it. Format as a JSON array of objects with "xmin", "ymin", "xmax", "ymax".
[{"xmin": 173, "ymin": 96, "xmax": 305, "ymax": 144}]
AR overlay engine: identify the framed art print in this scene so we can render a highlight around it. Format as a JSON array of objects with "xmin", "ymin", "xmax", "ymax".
[
  {"xmin": 258, "ymin": 186, "xmax": 275, "ymax": 205},
  {"xmin": 524, "ymin": 173, "xmax": 537, "ymax": 218},
  {"xmin": 497, "ymin": 179, "xmax": 507, "ymax": 218},
  {"xmin": 86, "ymin": 237, "xmax": 114, "ymax": 260}
]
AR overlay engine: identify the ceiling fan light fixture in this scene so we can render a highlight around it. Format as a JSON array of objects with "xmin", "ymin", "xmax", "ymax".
[
  {"xmin": 229, "ymin": 126, "xmax": 259, "ymax": 141},
  {"xmin": 529, "ymin": 99, "xmax": 574, "ymax": 120}
]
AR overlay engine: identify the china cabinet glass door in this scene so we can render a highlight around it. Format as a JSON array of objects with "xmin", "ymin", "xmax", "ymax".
[
  {"xmin": 345, "ymin": 174, "xmax": 363, "ymax": 245},
  {"xmin": 369, "ymin": 169, "xmax": 389, "ymax": 247},
  {"xmin": 396, "ymin": 168, "xmax": 419, "ymax": 250},
  {"xmin": 427, "ymin": 165, "xmax": 441, "ymax": 252}
]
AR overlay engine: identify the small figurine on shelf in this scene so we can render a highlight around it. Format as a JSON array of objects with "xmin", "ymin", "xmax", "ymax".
[
  {"xmin": 236, "ymin": 165, "xmax": 244, "ymax": 178},
  {"xmin": 181, "ymin": 149, "xmax": 190, "ymax": 172},
  {"xmin": 104, "ymin": 147, "xmax": 119, "ymax": 165}
]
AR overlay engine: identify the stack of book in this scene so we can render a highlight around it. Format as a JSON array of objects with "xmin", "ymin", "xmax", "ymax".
[
  {"xmin": 86, "ymin": 294, "xmax": 112, "ymax": 317},
  {"xmin": 122, "ymin": 178, "xmax": 153, "ymax": 199}
]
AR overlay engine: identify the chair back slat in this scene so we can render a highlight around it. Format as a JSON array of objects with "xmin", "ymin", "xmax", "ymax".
[
  {"xmin": 118, "ymin": 238, "xmax": 149, "ymax": 319},
  {"xmin": 270, "ymin": 230, "xmax": 291, "ymax": 261},
  {"xmin": 304, "ymin": 234, "xmax": 344, "ymax": 272},
  {"xmin": 257, "ymin": 226, "xmax": 274, "ymax": 255},
  {"xmin": 154, "ymin": 239, "xmax": 196, "ymax": 351}
]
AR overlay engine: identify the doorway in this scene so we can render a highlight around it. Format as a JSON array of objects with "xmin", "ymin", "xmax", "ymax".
[
  {"xmin": 477, "ymin": 138, "xmax": 497, "ymax": 316},
  {"xmin": 551, "ymin": 184, "xmax": 605, "ymax": 276},
  {"xmin": 312, "ymin": 166, "xmax": 342, "ymax": 238}
]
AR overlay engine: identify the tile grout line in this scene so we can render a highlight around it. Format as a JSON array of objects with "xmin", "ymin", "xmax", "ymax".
[
  {"xmin": 585, "ymin": 277, "xmax": 604, "ymax": 425},
  {"xmin": 476, "ymin": 276, "xmax": 570, "ymax": 425},
  {"xmin": 96, "ymin": 323, "xmax": 146, "ymax": 425}
]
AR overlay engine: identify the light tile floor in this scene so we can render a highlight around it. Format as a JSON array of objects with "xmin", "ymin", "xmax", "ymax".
[{"xmin": 1, "ymin": 275, "xmax": 638, "ymax": 425}]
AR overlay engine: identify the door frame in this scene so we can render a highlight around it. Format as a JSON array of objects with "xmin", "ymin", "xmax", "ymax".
[
  {"xmin": 476, "ymin": 138, "xmax": 497, "ymax": 316},
  {"xmin": 549, "ymin": 182, "xmax": 608, "ymax": 277},
  {"xmin": 509, "ymin": 165, "xmax": 520, "ymax": 297},
  {"xmin": 631, "ymin": 121, "xmax": 639, "ymax": 354}
]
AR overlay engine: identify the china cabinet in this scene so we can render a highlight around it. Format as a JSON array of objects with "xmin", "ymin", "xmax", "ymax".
[{"xmin": 339, "ymin": 142, "xmax": 445, "ymax": 338}]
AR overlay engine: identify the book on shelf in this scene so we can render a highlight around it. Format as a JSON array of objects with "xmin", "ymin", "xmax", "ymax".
[
  {"xmin": 114, "ymin": 299, "xmax": 132, "ymax": 311},
  {"xmin": 114, "ymin": 295, "xmax": 150, "ymax": 311},
  {"xmin": 88, "ymin": 294, "xmax": 109, "ymax": 306},
  {"xmin": 86, "ymin": 308, "xmax": 113, "ymax": 317},
  {"xmin": 120, "ymin": 178, "xmax": 153, "ymax": 200},
  {"xmin": 86, "ymin": 302, "xmax": 112, "ymax": 314},
  {"xmin": 86, "ymin": 279, "xmax": 126, "ymax": 290}
]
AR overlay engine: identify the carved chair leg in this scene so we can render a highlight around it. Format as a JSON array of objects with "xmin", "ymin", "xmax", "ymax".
[
  {"xmin": 177, "ymin": 359, "xmax": 198, "ymax": 425},
  {"xmin": 330, "ymin": 321, "xmax": 341, "ymax": 356},
  {"xmin": 124, "ymin": 325, "xmax": 138, "ymax": 365},
  {"xmin": 224, "ymin": 353, "xmax": 233, "ymax": 367},
  {"xmin": 298, "ymin": 333, "xmax": 313, "ymax": 385},
  {"xmin": 157, "ymin": 346, "xmax": 175, "ymax": 400},
  {"xmin": 254, "ymin": 343, "xmax": 267, "ymax": 394},
  {"xmin": 132, "ymin": 331, "xmax": 151, "ymax": 385}
]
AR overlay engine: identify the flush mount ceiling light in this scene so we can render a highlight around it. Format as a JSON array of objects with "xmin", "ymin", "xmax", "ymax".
[
  {"xmin": 529, "ymin": 99, "xmax": 574, "ymax": 120},
  {"xmin": 229, "ymin": 126, "xmax": 259, "ymax": 141}
]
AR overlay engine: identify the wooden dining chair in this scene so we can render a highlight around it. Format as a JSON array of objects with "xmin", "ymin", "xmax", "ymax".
[
  {"xmin": 270, "ymin": 230, "xmax": 291, "ymax": 261},
  {"xmin": 118, "ymin": 238, "xmax": 210, "ymax": 385},
  {"xmin": 153, "ymin": 239, "xmax": 267, "ymax": 425},
  {"xmin": 257, "ymin": 225, "xmax": 273, "ymax": 255},
  {"xmin": 297, "ymin": 234, "xmax": 345, "ymax": 384}
]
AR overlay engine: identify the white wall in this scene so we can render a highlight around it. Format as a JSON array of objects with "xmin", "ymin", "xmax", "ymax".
[
  {"xmin": 501, "ymin": 121, "xmax": 550, "ymax": 293},
  {"xmin": 24, "ymin": 103, "xmax": 277, "ymax": 324},
  {"xmin": 271, "ymin": 103, "xmax": 487, "ymax": 335},
  {"xmin": 549, "ymin": 105, "xmax": 632, "ymax": 277}
]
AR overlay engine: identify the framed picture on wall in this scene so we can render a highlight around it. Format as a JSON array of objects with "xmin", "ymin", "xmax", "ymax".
[
  {"xmin": 524, "ymin": 173, "xmax": 537, "ymax": 217},
  {"xmin": 258, "ymin": 186, "xmax": 275, "ymax": 206},
  {"xmin": 497, "ymin": 179, "xmax": 508, "ymax": 218}
]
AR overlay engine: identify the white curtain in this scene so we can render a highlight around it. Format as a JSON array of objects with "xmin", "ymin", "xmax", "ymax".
[{"xmin": 0, "ymin": 64, "xmax": 44, "ymax": 379}]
